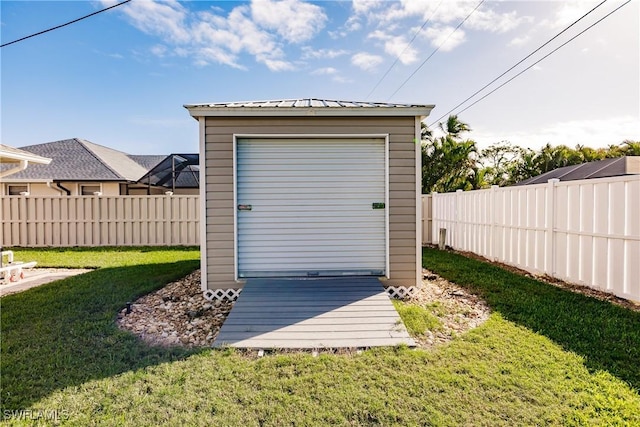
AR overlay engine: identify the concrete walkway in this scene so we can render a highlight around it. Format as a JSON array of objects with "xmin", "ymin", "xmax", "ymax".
[
  {"xmin": 214, "ymin": 277, "xmax": 415, "ymax": 349},
  {"xmin": 0, "ymin": 269, "xmax": 91, "ymax": 297}
]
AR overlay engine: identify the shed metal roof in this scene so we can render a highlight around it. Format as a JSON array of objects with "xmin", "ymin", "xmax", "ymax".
[
  {"xmin": 514, "ymin": 156, "xmax": 640, "ymax": 185},
  {"xmin": 185, "ymin": 98, "xmax": 434, "ymax": 118}
]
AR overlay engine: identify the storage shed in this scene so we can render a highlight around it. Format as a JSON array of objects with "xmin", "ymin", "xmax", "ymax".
[{"xmin": 185, "ymin": 99, "xmax": 434, "ymax": 300}]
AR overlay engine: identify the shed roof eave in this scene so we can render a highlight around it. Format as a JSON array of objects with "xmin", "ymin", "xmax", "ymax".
[{"xmin": 184, "ymin": 105, "xmax": 435, "ymax": 119}]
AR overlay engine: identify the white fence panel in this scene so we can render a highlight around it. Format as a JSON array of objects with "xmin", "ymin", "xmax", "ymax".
[
  {"xmin": 0, "ymin": 195, "xmax": 200, "ymax": 247},
  {"xmin": 425, "ymin": 175, "xmax": 640, "ymax": 302}
]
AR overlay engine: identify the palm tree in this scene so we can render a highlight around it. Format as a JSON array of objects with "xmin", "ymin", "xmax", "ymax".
[
  {"xmin": 438, "ymin": 115, "xmax": 471, "ymax": 139},
  {"xmin": 620, "ymin": 140, "xmax": 640, "ymax": 156},
  {"xmin": 422, "ymin": 134, "xmax": 478, "ymax": 193}
]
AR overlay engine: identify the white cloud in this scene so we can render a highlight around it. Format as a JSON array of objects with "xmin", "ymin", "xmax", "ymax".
[
  {"xmin": 250, "ymin": 0, "xmax": 327, "ymax": 43},
  {"xmin": 368, "ymin": 31, "xmax": 418, "ymax": 64},
  {"xmin": 352, "ymin": 0, "xmax": 386, "ymax": 14},
  {"xmin": 101, "ymin": 0, "xmax": 325, "ymax": 71},
  {"xmin": 465, "ymin": 8, "xmax": 528, "ymax": 33},
  {"xmin": 187, "ymin": 5, "xmax": 285, "ymax": 70},
  {"xmin": 113, "ymin": 0, "xmax": 190, "ymax": 43},
  {"xmin": 508, "ymin": 35, "xmax": 530, "ymax": 47},
  {"xmin": 351, "ymin": 0, "xmax": 530, "ymax": 54},
  {"xmin": 473, "ymin": 116, "xmax": 640, "ymax": 151},
  {"xmin": 548, "ymin": 0, "xmax": 602, "ymax": 29},
  {"xmin": 351, "ymin": 52, "xmax": 384, "ymax": 71},
  {"xmin": 302, "ymin": 47, "xmax": 349, "ymax": 60},
  {"xmin": 261, "ymin": 58, "xmax": 295, "ymax": 71},
  {"xmin": 311, "ymin": 67, "xmax": 338, "ymax": 75},
  {"xmin": 332, "ymin": 75, "xmax": 352, "ymax": 84},
  {"xmin": 423, "ymin": 25, "xmax": 466, "ymax": 52},
  {"xmin": 329, "ymin": 15, "xmax": 362, "ymax": 39},
  {"xmin": 150, "ymin": 45, "xmax": 168, "ymax": 57}
]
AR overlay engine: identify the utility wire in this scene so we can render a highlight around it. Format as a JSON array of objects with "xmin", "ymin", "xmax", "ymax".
[
  {"xmin": 365, "ymin": 0, "xmax": 444, "ymax": 100},
  {"xmin": 386, "ymin": 0, "xmax": 485, "ymax": 101},
  {"xmin": 443, "ymin": 0, "xmax": 630, "ymax": 122},
  {"xmin": 1, "ymin": 0, "xmax": 132, "ymax": 48},
  {"xmin": 429, "ymin": 0, "xmax": 608, "ymax": 126}
]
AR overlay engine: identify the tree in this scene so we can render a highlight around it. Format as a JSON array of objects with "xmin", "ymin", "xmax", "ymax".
[
  {"xmin": 438, "ymin": 114, "xmax": 471, "ymax": 139},
  {"xmin": 619, "ymin": 140, "xmax": 640, "ymax": 156},
  {"xmin": 479, "ymin": 142, "xmax": 526, "ymax": 186},
  {"xmin": 422, "ymin": 115, "xmax": 478, "ymax": 193},
  {"xmin": 421, "ymin": 115, "xmax": 638, "ymax": 192}
]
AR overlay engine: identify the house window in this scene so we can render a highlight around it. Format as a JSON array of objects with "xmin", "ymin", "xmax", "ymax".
[
  {"xmin": 80, "ymin": 184, "xmax": 101, "ymax": 196},
  {"xmin": 7, "ymin": 184, "xmax": 28, "ymax": 195}
]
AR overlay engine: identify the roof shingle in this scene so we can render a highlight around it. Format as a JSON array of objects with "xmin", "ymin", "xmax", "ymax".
[{"xmin": 0, "ymin": 138, "xmax": 163, "ymax": 182}]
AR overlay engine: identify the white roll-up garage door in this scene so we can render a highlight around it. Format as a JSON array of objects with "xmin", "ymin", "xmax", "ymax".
[{"xmin": 236, "ymin": 137, "xmax": 387, "ymax": 278}]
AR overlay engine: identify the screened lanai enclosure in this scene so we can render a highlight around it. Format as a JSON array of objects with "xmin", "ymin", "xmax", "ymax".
[{"xmin": 135, "ymin": 154, "xmax": 199, "ymax": 195}]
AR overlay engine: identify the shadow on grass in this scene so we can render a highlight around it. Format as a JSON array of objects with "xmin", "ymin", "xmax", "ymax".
[
  {"xmin": 423, "ymin": 247, "xmax": 640, "ymax": 392},
  {"xmin": 1, "ymin": 260, "xmax": 203, "ymax": 410}
]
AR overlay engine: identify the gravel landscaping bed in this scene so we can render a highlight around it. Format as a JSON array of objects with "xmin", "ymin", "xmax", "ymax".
[{"xmin": 117, "ymin": 270, "xmax": 233, "ymax": 348}]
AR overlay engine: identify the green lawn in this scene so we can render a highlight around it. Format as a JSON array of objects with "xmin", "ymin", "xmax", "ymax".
[{"xmin": 1, "ymin": 247, "xmax": 638, "ymax": 426}]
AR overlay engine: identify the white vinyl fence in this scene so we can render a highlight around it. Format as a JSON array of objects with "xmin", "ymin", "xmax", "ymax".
[
  {"xmin": 0, "ymin": 195, "xmax": 199, "ymax": 247},
  {"xmin": 425, "ymin": 175, "xmax": 640, "ymax": 302}
]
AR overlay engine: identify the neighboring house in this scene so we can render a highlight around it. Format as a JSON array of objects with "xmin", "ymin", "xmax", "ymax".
[
  {"xmin": 515, "ymin": 156, "xmax": 640, "ymax": 185},
  {"xmin": 0, "ymin": 138, "xmax": 198, "ymax": 196},
  {"xmin": 185, "ymin": 98, "xmax": 434, "ymax": 298},
  {"xmin": 0, "ymin": 144, "xmax": 52, "ymax": 180}
]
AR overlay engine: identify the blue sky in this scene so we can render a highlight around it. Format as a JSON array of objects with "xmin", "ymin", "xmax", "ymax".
[{"xmin": 1, "ymin": 0, "xmax": 638, "ymax": 155}]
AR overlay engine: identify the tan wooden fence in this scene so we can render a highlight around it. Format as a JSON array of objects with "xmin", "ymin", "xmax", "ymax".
[
  {"xmin": 423, "ymin": 175, "xmax": 640, "ymax": 302},
  {"xmin": 421, "ymin": 194, "xmax": 432, "ymax": 245},
  {"xmin": 0, "ymin": 195, "xmax": 199, "ymax": 247}
]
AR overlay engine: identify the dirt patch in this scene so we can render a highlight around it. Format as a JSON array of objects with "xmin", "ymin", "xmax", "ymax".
[{"xmin": 406, "ymin": 270, "xmax": 491, "ymax": 348}]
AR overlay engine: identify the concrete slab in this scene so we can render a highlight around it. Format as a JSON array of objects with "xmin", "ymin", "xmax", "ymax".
[{"xmin": 0, "ymin": 268, "xmax": 91, "ymax": 297}]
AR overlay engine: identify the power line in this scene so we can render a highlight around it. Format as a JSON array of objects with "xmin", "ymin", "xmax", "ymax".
[
  {"xmin": 445, "ymin": 0, "xmax": 630, "ymax": 122},
  {"xmin": 428, "ymin": 0, "xmax": 608, "ymax": 126},
  {"xmin": 386, "ymin": 0, "xmax": 485, "ymax": 101},
  {"xmin": 1, "ymin": 0, "xmax": 132, "ymax": 48},
  {"xmin": 365, "ymin": 0, "xmax": 444, "ymax": 100}
]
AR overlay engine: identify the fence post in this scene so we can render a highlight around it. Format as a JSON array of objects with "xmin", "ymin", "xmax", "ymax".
[
  {"xmin": 455, "ymin": 189, "xmax": 463, "ymax": 249},
  {"xmin": 165, "ymin": 193, "xmax": 173, "ymax": 245},
  {"xmin": 546, "ymin": 179, "xmax": 559, "ymax": 276},
  {"xmin": 438, "ymin": 228, "xmax": 447, "ymax": 250},
  {"xmin": 431, "ymin": 192, "xmax": 438, "ymax": 246},
  {"xmin": 93, "ymin": 195, "xmax": 101, "ymax": 246}
]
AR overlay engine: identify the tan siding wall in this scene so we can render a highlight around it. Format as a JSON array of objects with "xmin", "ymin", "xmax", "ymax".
[
  {"xmin": 204, "ymin": 116, "xmax": 418, "ymax": 289},
  {"xmin": 2, "ymin": 181, "xmax": 122, "ymax": 197}
]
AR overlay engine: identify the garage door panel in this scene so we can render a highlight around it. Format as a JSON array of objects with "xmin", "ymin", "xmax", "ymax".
[{"xmin": 237, "ymin": 137, "xmax": 387, "ymax": 278}]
